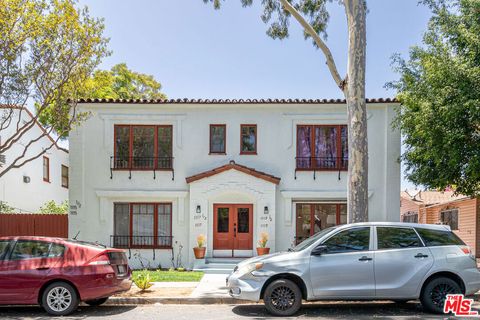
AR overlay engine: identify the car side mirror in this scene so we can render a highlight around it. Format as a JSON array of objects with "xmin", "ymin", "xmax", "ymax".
[{"xmin": 311, "ymin": 245, "xmax": 328, "ymax": 256}]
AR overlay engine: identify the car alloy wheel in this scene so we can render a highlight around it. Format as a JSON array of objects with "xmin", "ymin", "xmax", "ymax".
[
  {"xmin": 420, "ymin": 277, "xmax": 461, "ymax": 314},
  {"xmin": 47, "ymin": 286, "xmax": 72, "ymax": 312},
  {"xmin": 264, "ymin": 279, "xmax": 302, "ymax": 316},
  {"xmin": 430, "ymin": 283, "xmax": 457, "ymax": 309},
  {"xmin": 41, "ymin": 282, "xmax": 79, "ymax": 316},
  {"xmin": 271, "ymin": 285, "xmax": 296, "ymax": 311}
]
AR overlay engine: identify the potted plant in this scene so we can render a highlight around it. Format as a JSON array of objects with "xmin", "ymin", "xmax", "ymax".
[
  {"xmin": 193, "ymin": 234, "xmax": 206, "ymax": 259},
  {"xmin": 257, "ymin": 232, "xmax": 270, "ymax": 255}
]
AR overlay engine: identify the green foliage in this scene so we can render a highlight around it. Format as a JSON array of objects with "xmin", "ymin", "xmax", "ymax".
[
  {"xmin": 203, "ymin": 0, "xmax": 334, "ymax": 45},
  {"xmin": 76, "ymin": 63, "xmax": 167, "ymax": 100},
  {"xmin": 390, "ymin": 0, "xmax": 480, "ymax": 196},
  {"xmin": 1, "ymin": 0, "xmax": 109, "ymax": 148},
  {"xmin": 132, "ymin": 270, "xmax": 204, "ymax": 282},
  {"xmin": 39, "ymin": 200, "xmax": 68, "ymax": 214},
  {"xmin": 0, "ymin": 201, "xmax": 15, "ymax": 213},
  {"xmin": 132, "ymin": 269, "xmax": 154, "ymax": 291}
]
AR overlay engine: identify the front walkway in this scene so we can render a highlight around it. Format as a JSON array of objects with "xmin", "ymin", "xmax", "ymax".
[{"xmin": 190, "ymin": 274, "xmax": 229, "ymax": 298}]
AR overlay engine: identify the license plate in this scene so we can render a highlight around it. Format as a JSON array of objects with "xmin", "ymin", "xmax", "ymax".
[{"xmin": 117, "ymin": 265, "xmax": 126, "ymax": 274}]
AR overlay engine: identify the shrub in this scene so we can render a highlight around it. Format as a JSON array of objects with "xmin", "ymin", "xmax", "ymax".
[{"xmin": 132, "ymin": 269, "xmax": 153, "ymax": 291}]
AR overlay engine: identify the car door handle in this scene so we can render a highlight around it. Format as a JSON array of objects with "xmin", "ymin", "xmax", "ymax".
[
  {"xmin": 358, "ymin": 256, "xmax": 372, "ymax": 261},
  {"xmin": 414, "ymin": 253, "xmax": 429, "ymax": 258},
  {"xmin": 36, "ymin": 267, "xmax": 50, "ymax": 270}
]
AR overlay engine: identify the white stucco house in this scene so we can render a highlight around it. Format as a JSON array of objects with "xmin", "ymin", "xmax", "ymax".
[
  {"xmin": 0, "ymin": 107, "xmax": 69, "ymax": 213},
  {"xmin": 68, "ymin": 98, "xmax": 400, "ymax": 270}
]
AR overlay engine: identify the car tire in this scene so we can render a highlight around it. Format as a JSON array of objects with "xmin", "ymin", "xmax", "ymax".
[
  {"xmin": 263, "ymin": 279, "xmax": 302, "ymax": 316},
  {"xmin": 41, "ymin": 282, "xmax": 79, "ymax": 316},
  {"xmin": 420, "ymin": 277, "xmax": 462, "ymax": 314},
  {"xmin": 85, "ymin": 297, "xmax": 109, "ymax": 306}
]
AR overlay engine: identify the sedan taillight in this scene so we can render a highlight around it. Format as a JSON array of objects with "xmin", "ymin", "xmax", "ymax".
[{"xmin": 86, "ymin": 253, "xmax": 111, "ymax": 266}]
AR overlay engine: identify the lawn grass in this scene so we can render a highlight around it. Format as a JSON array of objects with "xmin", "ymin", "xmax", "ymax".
[{"xmin": 132, "ymin": 269, "xmax": 204, "ymax": 282}]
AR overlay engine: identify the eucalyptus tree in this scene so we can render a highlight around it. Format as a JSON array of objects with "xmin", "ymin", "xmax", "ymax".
[{"xmin": 204, "ymin": 0, "xmax": 368, "ymax": 222}]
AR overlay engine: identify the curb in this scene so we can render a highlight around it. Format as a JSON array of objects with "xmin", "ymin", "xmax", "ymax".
[
  {"xmin": 106, "ymin": 297, "xmax": 255, "ymax": 305},
  {"xmin": 106, "ymin": 293, "xmax": 480, "ymax": 306}
]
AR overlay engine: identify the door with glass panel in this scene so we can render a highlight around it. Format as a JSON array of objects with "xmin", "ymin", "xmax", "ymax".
[
  {"xmin": 296, "ymin": 203, "xmax": 347, "ymax": 244},
  {"xmin": 213, "ymin": 204, "xmax": 253, "ymax": 257}
]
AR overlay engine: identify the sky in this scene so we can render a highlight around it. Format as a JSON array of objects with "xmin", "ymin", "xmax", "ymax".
[{"xmin": 77, "ymin": 0, "xmax": 432, "ymax": 189}]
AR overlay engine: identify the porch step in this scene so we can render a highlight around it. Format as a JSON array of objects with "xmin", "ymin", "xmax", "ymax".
[
  {"xmin": 193, "ymin": 258, "xmax": 248, "ymax": 274},
  {"xmin": 206, "ymin": 258, "xmax": 246, "ymax": 264},
  {"xmin": 194, "ymin": 268, "xmax": 232, "ymax": 274}
]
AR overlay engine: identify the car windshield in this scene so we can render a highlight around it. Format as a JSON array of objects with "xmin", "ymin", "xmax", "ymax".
[{"xmin": 290, "ymin": 226, "xmax": 337, "ymax": 252}]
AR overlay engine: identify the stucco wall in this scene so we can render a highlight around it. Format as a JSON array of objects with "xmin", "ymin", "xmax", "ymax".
[
  {"xmin": 68, "ymin": 101, "xmax": 401, "ymax": 268},
  {"xmin": 0, "ymin": 108, "xmax": 69, "ymax": 213}
]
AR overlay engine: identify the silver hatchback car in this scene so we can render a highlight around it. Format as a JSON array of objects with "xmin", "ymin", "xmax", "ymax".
[{"xmin": 226, "ymin": 222, "xmax": 480, "ymax": 316}]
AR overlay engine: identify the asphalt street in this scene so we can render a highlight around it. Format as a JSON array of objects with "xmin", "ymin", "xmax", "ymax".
[{"xmin": 1, "ymin": 301, "xmax": 477, "ymax": 320}]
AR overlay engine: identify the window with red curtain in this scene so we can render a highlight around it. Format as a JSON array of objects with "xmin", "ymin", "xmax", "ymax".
[{"xmin": 296, "ymin": 125, "xmax": 348, "ymax": 170}]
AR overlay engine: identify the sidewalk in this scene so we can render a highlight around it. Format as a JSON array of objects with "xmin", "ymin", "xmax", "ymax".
[
  {"xmin": 106, "ymin": 274, "xmax": 480, "ymax": 305},
  {"xmin": 107, "ymin": 273, "xmax": 252, "ymax": 305}
]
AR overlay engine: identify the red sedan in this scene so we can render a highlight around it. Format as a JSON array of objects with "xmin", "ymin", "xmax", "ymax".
[{"xmin": 0, "ymin": 236, "xmax": 131, "ymax": 315}]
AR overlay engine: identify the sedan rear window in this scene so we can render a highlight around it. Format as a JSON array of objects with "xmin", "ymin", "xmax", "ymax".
[
  {"xmin": 415, "ymin": 228, "xmax": 465, "ymax": 247},
  {"xmin": 0, "ymin": 241, "xmax": 10, "ymax": 260},
  {"xmin": 10, "ymin": 241, "xmax": 50, "ymax": 260}
]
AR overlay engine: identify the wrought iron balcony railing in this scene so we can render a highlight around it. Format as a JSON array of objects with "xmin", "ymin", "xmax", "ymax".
[
  {"xmin": 110, "ymin": 235, "xmax": 173, "ymax": 249},
  {"xmin": 110, "ymin": 156, "xmax": 174, "ymax": 180},
  {"xmin": 295, "ymin": 156, "xmax": 348, "ymax": 179}
]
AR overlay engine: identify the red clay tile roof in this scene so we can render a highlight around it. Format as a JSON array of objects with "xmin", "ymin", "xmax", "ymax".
[
  {"xmin": 185, "ymin": 160, "xmax": 280, "ymax": 185},
  {"xmin": 75, "ymin": 98, "xmax": 397, "ymax": 104}
]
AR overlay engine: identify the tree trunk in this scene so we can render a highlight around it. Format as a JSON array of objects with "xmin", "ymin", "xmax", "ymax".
[{"xmin": 345, "ymin": 0, "xmax": 368, "ymax": 222}]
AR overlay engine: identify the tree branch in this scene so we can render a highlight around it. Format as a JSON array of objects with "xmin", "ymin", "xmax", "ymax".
[{"xmin": 279, "ymin": 0, "xmax": 346, "ymax": 92}]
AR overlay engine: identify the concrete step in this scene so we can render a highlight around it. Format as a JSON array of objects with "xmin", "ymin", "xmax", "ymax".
[
  {"xmin": 206, "ymin": 258, "xmax": 247, "ymax": 264},
  {"xmin": 193, "ymin": 268, "xmax": 232, "ymax": 275},
  {"xmin": 204, "ymin": 263, "xmax": 237, "ymax": 269}
]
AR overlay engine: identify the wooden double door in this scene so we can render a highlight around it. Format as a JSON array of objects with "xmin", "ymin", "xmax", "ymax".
[{"xmin": 213, "ymin": 204, "xmax": 253, "ymax": 257}]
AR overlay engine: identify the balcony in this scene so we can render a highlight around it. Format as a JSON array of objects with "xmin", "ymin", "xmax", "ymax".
[
  {"xmin": 110, "ymin": 235, "xmax": 173, "ymax": 249},
  {"xmin": 295, "ymin": 156, "xmax": 348, "ymax": 180},
  {"xmin": 110, "ymin": 156, "xmax": 174, "ymax": 180}
]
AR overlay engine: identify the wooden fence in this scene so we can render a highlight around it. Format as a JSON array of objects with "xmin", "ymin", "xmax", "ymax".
[{"xmin": 0, "ymin": 214, "xmax": 68, "ymax": 238}]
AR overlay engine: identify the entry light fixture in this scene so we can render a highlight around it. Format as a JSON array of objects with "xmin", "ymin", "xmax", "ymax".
[
  {"xmin": 264, "ymin": 206, "xmax": 269, "ymax": 215},
  {"xmin": 196, "ymin": 205, "xmax": 201, "ymax": 214}
]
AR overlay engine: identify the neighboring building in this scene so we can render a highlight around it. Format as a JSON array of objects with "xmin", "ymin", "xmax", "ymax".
[
  {"xmin": 69, "ymin": 98, "xmax": 400, "ymax": 269},
  {"xmin": 400, "ymin": 190, "xmax": 479, "ymax": 257},
  {"xmin": 0, "ymin": 107, "xmax": 69, "ymax": 213}
]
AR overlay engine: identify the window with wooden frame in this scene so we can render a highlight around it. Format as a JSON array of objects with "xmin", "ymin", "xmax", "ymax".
[
  {"xmin": 61, "ymin": 165, "xmax": 68, "ymax": 188},
  {"xmin": 240, "ymin": 124, "xmax": 257, "ymax": 154},
  {"xmin": 402, "ymin": 211, "xmax": 418, "ymax": 223},
  {"xmin": 296, "ymin": 125, "xmax": 348, "ymax": 170},
  {"xmin": 210, "ymin": 124, "xmax": 226, "ymax": 154},
  {"xmin": 112, "ymin": 203, "xmax": 172, "ymax": 248},
  {"xmin": 113, "ymin": 125, "xmax": 173, "ymax": 170},
  {"xmin": 440, "ymin": 208, "xmax": 459, "ymax": 230},
  {"xmin": 295, "ymin": 203, "xmax": 347, "ymax": 244},
  {"xmin": 43, "ymin": 156, "xmax": 50, "ymax": 182}
]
